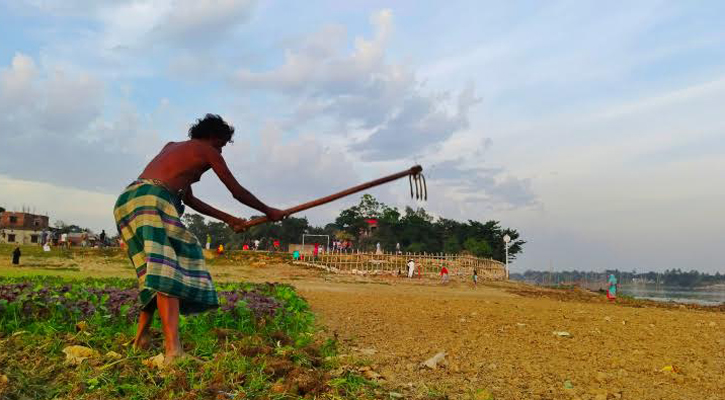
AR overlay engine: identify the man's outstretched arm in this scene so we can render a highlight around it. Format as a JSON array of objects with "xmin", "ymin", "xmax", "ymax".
[
  {"xmin": 205, "ymin": 147, "xmax": 285, "ymax": 221},
  {"xmin": 183, "ymin": 187, "xmax": 242, "ymax": 226}
]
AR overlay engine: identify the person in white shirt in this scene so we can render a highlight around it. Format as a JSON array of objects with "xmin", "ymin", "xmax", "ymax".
[{"xmin": 407, "ymin": 259, "xmax": 415, "ymax": 278}]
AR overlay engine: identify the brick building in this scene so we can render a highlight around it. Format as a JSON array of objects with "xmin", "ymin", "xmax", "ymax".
[{"xmin": 0, "ymin": 212, "xmax": 50, "ymax": 245}]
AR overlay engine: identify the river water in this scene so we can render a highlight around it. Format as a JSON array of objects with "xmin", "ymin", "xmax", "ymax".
[{"xmin": 619, "ymin": 284, "xmax": 725, "ymax": 306}]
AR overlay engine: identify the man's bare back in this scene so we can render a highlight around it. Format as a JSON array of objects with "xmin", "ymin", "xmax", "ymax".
[
  {"xmin": 139, "ymin": 140, "xmax": 217, "ymax": 193},
  {"xmin": 137, "ymin": 117, "xmax": 285, "ymax": 231}
]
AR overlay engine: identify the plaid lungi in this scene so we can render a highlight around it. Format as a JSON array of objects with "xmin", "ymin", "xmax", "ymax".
[{"xmin": 114, "ymin": 179, "xmax": 219, "ymax": 314}]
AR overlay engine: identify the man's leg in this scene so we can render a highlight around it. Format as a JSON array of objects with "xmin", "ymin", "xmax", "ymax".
[
  {"xmin": 156, "ymin": 292, "xmax": 184, "ymax": 360},
  {"xmin": 133, "ymin": 306, "xmax": 154, "ymax": 350}
]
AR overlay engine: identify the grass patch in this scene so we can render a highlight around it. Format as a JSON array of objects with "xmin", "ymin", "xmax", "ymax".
[{"xmin": 0, "ymin": 276, "xmax": 377, "ymax": 399}]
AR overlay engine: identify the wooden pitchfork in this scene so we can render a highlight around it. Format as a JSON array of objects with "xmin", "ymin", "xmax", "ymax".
[{"xmin": 237, "ymin": 165, "xmax": 426, "ymax": 230}]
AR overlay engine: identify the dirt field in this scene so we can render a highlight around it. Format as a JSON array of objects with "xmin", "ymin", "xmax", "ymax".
[{"xmin": 2, "ymin": 252, "xmax": 723, "ymax": 400}]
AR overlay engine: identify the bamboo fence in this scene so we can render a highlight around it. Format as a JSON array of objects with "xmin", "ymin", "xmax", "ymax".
[{"xmin": 295, "ymin": 250, "xmax": 506, "ymax": 281}]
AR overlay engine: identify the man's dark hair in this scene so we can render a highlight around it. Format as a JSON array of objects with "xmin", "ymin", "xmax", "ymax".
[{"xmin": 188, "ymin": 114, "xmax": 235, "ymax": 143}]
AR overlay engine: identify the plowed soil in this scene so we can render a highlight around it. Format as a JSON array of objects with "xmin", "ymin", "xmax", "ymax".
[{"xmin": 235, "ymin": 262, "xmax": 725, "ymax": 400}]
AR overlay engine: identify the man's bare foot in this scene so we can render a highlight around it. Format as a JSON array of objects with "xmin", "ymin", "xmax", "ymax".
[
  {"xmin": 162, "ymin": 349, "xmax": 185, "ymax": 366},
  {"xmin": 132, "ymin": 332, "xmax": 152, "ymax": 351}
]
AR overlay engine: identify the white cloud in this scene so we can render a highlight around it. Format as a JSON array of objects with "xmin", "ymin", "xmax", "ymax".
[
  {"xmin": 12, "ymin": 0, "xmax": 259, "ymax": 82},
  {"xmin": 235, "ymin": 9, "xmax": 393, "ymax": 94},
  {"xmin": 150, "ymin": 0, "xmax": 257, "ymax": 48},
  {"xmin": 0, "ymin": 52, "xmax": 104, "ymax": 137},
  {"xmin": 231, "ymin": 9, "xmax": 533, "ymax": 210},
  {"xmin": 0, "ymin": 53, "xmax": 165, "ymax": 192},
  {"xmin": 232, "ymin": 10, "xmax": 462, "ymax": 159}
]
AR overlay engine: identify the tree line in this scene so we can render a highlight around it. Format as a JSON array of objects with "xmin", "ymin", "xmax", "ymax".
[
  {"xmin": 182, "ymin": 194, "xmax": 525, "ymax": 263},
  {"xmin": 511, "ymin": 269, "xmax": 725, "ymax": 288}
]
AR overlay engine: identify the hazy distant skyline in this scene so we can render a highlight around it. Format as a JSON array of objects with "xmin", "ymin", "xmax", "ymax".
[{"xmin": 1, "ymin": 1, "xmax": 723, "ymax": 273}]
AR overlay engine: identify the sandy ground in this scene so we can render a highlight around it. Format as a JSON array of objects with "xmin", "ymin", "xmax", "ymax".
[{"xmin": 2, "ymin": 254, "xmax": 724, "ymax": 400}]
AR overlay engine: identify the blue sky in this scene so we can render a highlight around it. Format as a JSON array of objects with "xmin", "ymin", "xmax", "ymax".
[{"xmin": 1, "ymin": 0, "xmax": 724, "ymax": 273}]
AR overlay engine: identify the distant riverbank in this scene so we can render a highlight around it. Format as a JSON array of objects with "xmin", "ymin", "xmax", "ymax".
[{"xmin": 619, "ymin": 283, "xmax": 725, "ymax": 306}]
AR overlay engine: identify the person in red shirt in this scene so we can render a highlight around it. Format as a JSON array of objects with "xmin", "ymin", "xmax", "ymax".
[
  {"xmin": 242, "ymin": 243, "xmax": 249, "ymax": 251},
  {"xmin": 440, "ymin": 265, "xmax": 449, "ymax": 284}
]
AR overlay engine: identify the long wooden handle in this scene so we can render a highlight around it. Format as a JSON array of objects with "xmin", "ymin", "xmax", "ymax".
[{"xmin": 239, "ymin": 165, "xmax": 423, "ymax": 230}]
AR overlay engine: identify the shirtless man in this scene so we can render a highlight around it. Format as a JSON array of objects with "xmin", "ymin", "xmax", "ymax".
[{"xmin": 114, "ymin": 114, "xmax": 284, "ymax": 364}]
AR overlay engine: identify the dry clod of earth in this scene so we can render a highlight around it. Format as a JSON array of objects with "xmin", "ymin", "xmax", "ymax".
[
  {"xmin": 142, "ymin": 353, "xmax": 166, "ymax": 369},
  {"xmin": 62, "ymin": 345, "xmax": 100, "ymax": 365},
  {"xmin": 421, "ymin": 351, "xmax": 447, "ymax": 370}
]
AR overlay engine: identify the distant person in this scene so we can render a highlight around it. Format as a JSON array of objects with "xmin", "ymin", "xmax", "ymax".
[
  {"xmin": 472, "ymin": 268, "xmax": 478, "ymax": 288},
  {"xmin": 396, "ymin": 242, "xmax": 401, "ymax": 254},
  {"xmin": 273, "ymin": 239, "xmax": 280, "ymax": 251},
  {"xmin": 254, "ymin": 239, "xmax": 260, "ymax": 250},
  {"xmin": 100, "ymin": 230, "xmax": 106, "ymax": 247},
  {"xmin": 607, "ymin": 274, "xmax": 618, "ymax": 301},
  {"xmin": 217, "ymin": 244, "xmax": 224, "ymax": 255},
  {"xmin": 12, "ymin": 246, "xmax": 21, "ymax": 265},
  {"xmin": 242, "ymin": 243, "xmax": 249, "ymax": 251},
  {"xmin": 61, "ymin": 232, "xmax": 69, "ymax": 249},
  {"xmin": 440, "ymin": 265, "xmax": 449, "ymax": 284},
  {"xmin": 376, "ymin": 242, "xmax": 382, "ymax": 254},
  {"xmin": 407, "ymin": 259, "xmax": 415, "ymax": 278}
]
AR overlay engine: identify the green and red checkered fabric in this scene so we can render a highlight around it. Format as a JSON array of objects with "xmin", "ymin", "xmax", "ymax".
[{"xmin": 114, "ymin": 180, "xmax": 219, "ymax": 314}]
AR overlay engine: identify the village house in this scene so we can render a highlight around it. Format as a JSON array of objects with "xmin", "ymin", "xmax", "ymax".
[{"xmin": 0, "ymin": 211, "xmax": 50, "ymax": 245}]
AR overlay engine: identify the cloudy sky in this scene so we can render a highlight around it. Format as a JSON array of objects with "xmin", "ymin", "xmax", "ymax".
[{"xmin": 1, "ymin": 1, "xmax": 723, "ymax": 273}]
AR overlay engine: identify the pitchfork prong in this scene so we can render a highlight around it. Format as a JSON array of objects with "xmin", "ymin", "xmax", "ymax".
[
  {"xmin": 413, "ymin": 175, "xmax": 418, "ymax": 200},
  {"xmin": 415, "ymin": 174, "xmax": 423, "ymax": 200},
  {"xmin": 420, "ymin": 174, "xmax": 428, "ymax": 201},
  {"xmin": 409, "ymin": 175, "xmax": 414, "ymax": 199},
  {"xmin": 415, "ymin": 175, "xmax": 421, "ymax": 200}
]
